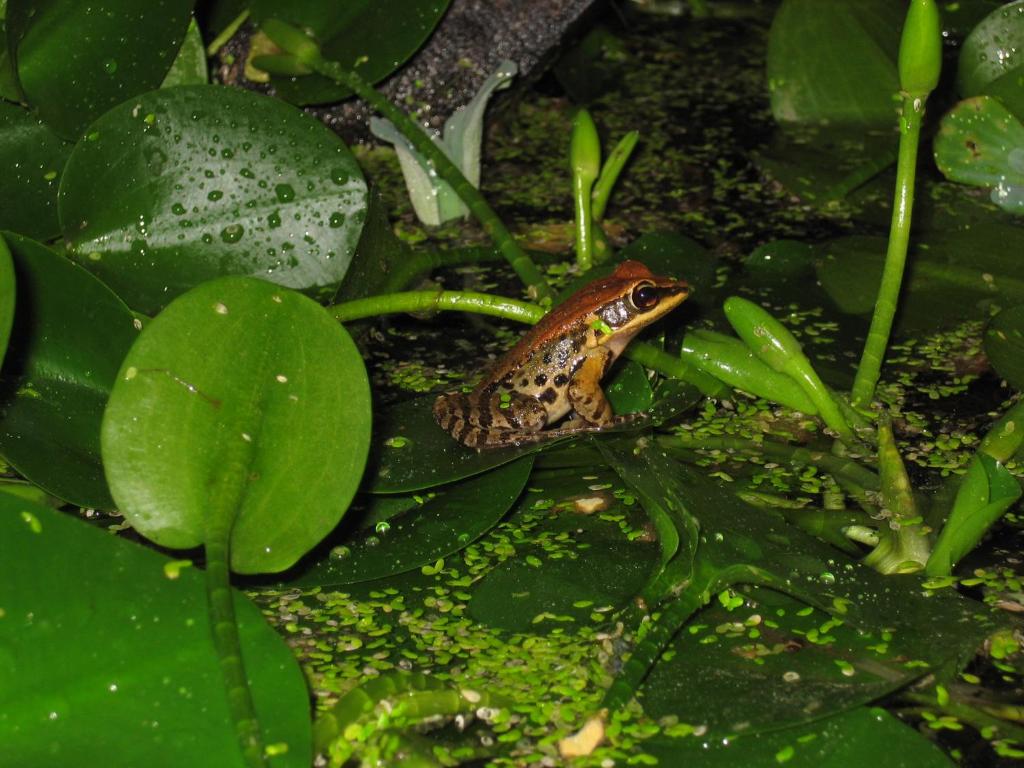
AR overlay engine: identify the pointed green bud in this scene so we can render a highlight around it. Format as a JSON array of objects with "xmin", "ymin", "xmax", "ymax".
[
  {"xmin": 898, "ymin": 0, "xmax": 942, "ymax": 97},
  {"xmin": 570, "ymin": 109, "xmax": 601, "ymax": 183}
]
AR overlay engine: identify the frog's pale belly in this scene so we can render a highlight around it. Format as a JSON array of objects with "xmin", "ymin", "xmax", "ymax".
[{"xmin": 433, "ymin": 260, "xmax": 689, "ymax": 449}]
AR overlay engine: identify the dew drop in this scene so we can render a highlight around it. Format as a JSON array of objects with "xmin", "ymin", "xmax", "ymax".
[{"xmin": 220, "ymin": 224, "xmax": 244, "ymax": 244}]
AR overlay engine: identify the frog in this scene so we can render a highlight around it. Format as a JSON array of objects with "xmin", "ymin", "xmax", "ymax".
[{"xmin": 433, "ymin": 260, "xmax": 690, "ymax": 449}]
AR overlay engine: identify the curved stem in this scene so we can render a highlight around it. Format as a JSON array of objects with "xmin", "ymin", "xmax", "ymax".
[
  {"xmin": 206, "ymin": 10, "xmax": 250, "ymax": 57},
  {"xmin": 851, "ymin": 95, "xmax": 924, "ymax": 407},
  {"xmin": 601, "ymin": 588, "xmax": 704, "ymax": 711},
  {"xmin": 310, "ymin": 57, "xmax": 554, "ymax": 304},
  {"xmin": 205, "ymin": 515, "xmax": 265, "ymax": 768},
  {"xmin": 330, "ymin": 289, "xmax": 542, "ymax": 325}
]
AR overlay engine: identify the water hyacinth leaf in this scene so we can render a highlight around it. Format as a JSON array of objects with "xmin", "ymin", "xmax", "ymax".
[
  {"xmin": 766, "ymin": 0, "xmax": 902, "ymax": 126},
  {"xmin": 646, "ymin": 705, "xmax": 955, "ymax": 767},
  {"xmin": 934, "ymin": 96, "xmax": 1024, "ymax": 213},
  {"xmin": 284, "ymin": 456, "xmax": 533, "ymax": 587},
  {"xmin": 605, "ymin": 359, "xmax": 654, "ymax": 415},
  {"xmin": 250, "ymin": 0, "xmax": 451, "ymax": 105},
  {"xmin": 102, "ymin": 277, "xmax": 371, "ymax": 574},
  {"xmin": 927, "ymin": 453, "xmax": 1022, "ymax": 576},
  {"xmin": 469, "ymin": 472, "xmax": 659, "ymax": 632},
  {"xmin": 0, "ymin": 102, "xmax": 73, "ymax": 239},
  {"xmin": 815, "ymin": 233, "xmax": 1024, "ymax": 332},
  {"xmin": 59, "ymin": 85, "xmax": 368, "ymax": 316},
  {"xmin": 985, "ymin": 304, "xmax": 1024, "ymax": 389},
  {"xmin": 0, "ymin": 494, "xmax": 311, "ymax": 768},
  {"xmin": 982, "ymin": 64, "xmax": 1024, "ymax": 122},
  {"xmin": 956, "ymin": 0, "xmax": 1024, "ymax": 97},
  {"xmin": 0, "ymin": 233, "xmax": 138, "ymax": 509},
  {"xmin": 5, "ymin": 0, "xmax": 195, "ymax": 139},
  {"xmin": 160, "ymin": 18, "xmax": 208, "ymax": 88}
]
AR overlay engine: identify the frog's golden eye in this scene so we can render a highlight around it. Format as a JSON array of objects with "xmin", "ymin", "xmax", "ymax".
[{"xmin": 630, "ymin": 282, "xmax": 659, "ymax": 310}]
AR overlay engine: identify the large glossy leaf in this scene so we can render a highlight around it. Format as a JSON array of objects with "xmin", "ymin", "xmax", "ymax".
[
  {"xmin": 0, "ymin": 102, "xmax": 73, "ymax": 239},
  {"xmin": 0, "ymin": 233, "xmax": 138, "ymax": 509},
  {"xmin": 59, "ymin": 85, "xmax": 368, "ymax": 316},
  {"xmin": 815, "ymin": 233, "xmax": 1024, "ymax": 332},
  {"xmin": 934, "ymin": 96, "xmax": 1024, "ymax": 213},
  {"xmin": 101, "ymin": 277, "xmax": 371, "ymax": 574},
  {"xmin": 250, "ymin": 0, "xmax": 451, "ymax": 106},
  {"xmin": 646, "ymin": 706, "xmax": 954, "ymax": 768},
  {"xmin": 604, "ymin": 439, "xmax": 1000, "ymax": 734},
  {"xmin": 0, "ymin": 493, "xmax": 311, "ymax": 768},
  {"xmin": 985, "ymin": 303, "xmax": 1024, "ymax": 389},
  {"xmin": 468, "ymin": 469, "xmax": 660, "ymax": 632},
  {"xmin": 5, "ymin": 0, "xmax": 195, "ymax": 139},
  {"xmin": 766, "ymin": 0, "xmax": 902, "ymax": 126},
  {"xmin": 284, "ymin": 456, "xmax": 533, "ymax": 587},
  {"xmin": 957, "ymin": 0, "xmax": 1024, "ymax": 96}
]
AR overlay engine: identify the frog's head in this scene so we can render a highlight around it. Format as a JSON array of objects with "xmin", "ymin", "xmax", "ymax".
[{"xmin": 587, "ymin": 260, "xmax": 690, "ymax": 349}]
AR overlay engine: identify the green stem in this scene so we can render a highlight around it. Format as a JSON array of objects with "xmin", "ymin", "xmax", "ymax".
[
  {"xmin": 206, "ymin": 10, "xmax": 250, "ymax": 57},
  {"xmin": 573, "ymin": 173, "xmax": 595, "ymax": 271},
  {"xmin": 205, "ymin": 516, "xmax": 265, "ymax": 767},
  {"xmin": 851, "ymin": 95, "xmax": 924, "ymax": 407},
  {"xmin": 601, "ymin": 588, "xmax": 704, "ymax": 711},
  {"xmin": 309, "ymin": 57, "xmax": 554, "ymax": 304}
]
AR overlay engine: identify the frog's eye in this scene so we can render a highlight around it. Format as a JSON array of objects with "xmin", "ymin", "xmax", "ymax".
[{"xmin": 630, "ymin": 283, "xmax": 659, "ymax": 310}]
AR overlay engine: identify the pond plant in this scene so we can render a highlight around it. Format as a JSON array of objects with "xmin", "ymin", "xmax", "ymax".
[{"xmin": 0, "ymin": 1, "xmax": 1022, "ymax": 767}]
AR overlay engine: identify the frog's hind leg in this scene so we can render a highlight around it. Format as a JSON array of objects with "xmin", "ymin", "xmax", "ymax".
[
  {"xmin": 433, "ymin": 391, "xmax": 548, "ymax": 449},
  {"xmin": 566, "ymin": 351, "xmax": 644, "ymax": 430}
]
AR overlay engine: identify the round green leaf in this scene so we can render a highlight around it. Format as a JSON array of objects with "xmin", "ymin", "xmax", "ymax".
[
  {"xmin": 101, "ymin": 276, "xmax": 371, "ymax": 574},
  {"xmin": 957, "ymin": 0, "xmax": 1024, "ymax": 96},
  {"xmin": 0, "ymin": 494, "xmax": 311, "ymax": 768},
  {"xmin": 767, "ymin": 0, "xmax": 902, "ymax": 126},
  {"xmin": 985, "ymin": 303, "xmax": 1024, "ymax": 389},
  {"xmin": 59, "ymin": 85, "xmax": 368, "ymax": 316},
  {"xmin": 0, "ymin": 232, "xmax": 138, "ymax": 509},
  {"xmin": 5, "ymin": 0, "xmax": 196, "ymax": 139},
  {"xmin": 0, "ymin": 102, "xmax": 73, "ymax": 240},
  {"xmin": 251, "ymin": 0, "xmax": 451, "ymax": 106}
]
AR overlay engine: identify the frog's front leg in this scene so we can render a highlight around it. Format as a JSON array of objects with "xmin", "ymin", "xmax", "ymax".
[{"xmin": 567, "ymin": 350, "xmax": 617, "ymax": 426}]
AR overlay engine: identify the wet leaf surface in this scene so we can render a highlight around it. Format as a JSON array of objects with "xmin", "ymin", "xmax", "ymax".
[
  {"xmin": 0, "ymin": 102, "xmax": 73, "ymax": 239},
  {"xmin": 645, "ymin": 706, "xmax": 954, "ymax": 768},
  {"xmin": 6, "ymin": 0, "xmax": 195, "ymax": 138},
  {"xmin": 0, "ymin": 494, "xmax": 311, "ymax": 768},
  {"xmin": 102, "ymin": 277, "xmax": 370, "ymax": 574},
  {"xmin": 250, "ymin": 0, "xmax": 450, "ymax": 105},
  {"xmin": 0, "ymin": 233, "xmax": 138, "ymax": 508},
  {"xmin": 281, "ymin": 456, "xmax": 534, "ymax": 587},
  {"xmin": 956, "ymin": 0, "xmax": 1024, "ymax": 97},
  {"xmin": 59, "ymin": 85, "xmax": 368, "ymax": 315}
]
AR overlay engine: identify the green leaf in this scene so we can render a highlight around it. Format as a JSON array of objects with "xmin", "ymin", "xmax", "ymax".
[
  {"xmin": 927, "ymin": 453, "xmax": 1022, "ymax": 576},
  {"xmin": 101, "ymin": 276, "xmax": 371, "ymax": 574},
  {"xmin": 0, "ymin": 232, "xmax": 138, "ymax": 509},
  {"xmin": 934, "ymin": 96, "xmax": 1024, "ymax": 214},
  {"xmin": 285, "ymin": 456, "xmax": 533, "ymax": 587},
  {"xmin": 767, "ymin": 0, "xmax": 902, "ymax": 126},
  {"xmin": 957, "ymin": 0, "xmax": 1024, "ymax": 97},
  {"xmin": 815, "ymin": 233, "xmax": 1024, "ymax": 331},
  {"xmin": 0, "ymin": 101, "xmax": 73, "ymax": 239},
  {"xmin": 985, "ymin": 304, "xmax": 1024, "ymax": 389},
  {"xmin": 59, "ymin": 85, "xmax": 368, "ymax": 316},
  {"xmin": 605, "ymin": 359, "xmax": 654, "ymax": 415},
  {"xmin": 5, "ymin": 0, "xmax": 196, "ymax": 139},
  {"xmin": 468, "ymin": 470, "xmax": 659, "ymax": 632},
  {"xmin": 0, "ymin": 493, "xmax": 311, "ymax": 768},
  {"xmin": 161, "ymin": 18, "xmax": 208, "ymax": 88},
  {"xmin": 251, "ymin": 0, "xmax": 451, "ymax": 106},
  {"xmin": 645, "ymin": 706, "xmax": 955, "ymax": 768}
]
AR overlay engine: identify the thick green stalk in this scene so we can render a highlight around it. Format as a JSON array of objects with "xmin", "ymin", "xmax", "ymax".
[
  {"xmin": 205, "ymin": 485, "xmax": 265, "ymax": 767},
  {"xmin": 306, "ymin": 56, "xmax": 554, "ymax": 303},
  {"xmin": 850, "ymin": 97, "xmax": 923, "ymax": 407},
  {"xmin": 570, "ymin": 110, "xmax": 600, "ymax": 271}
]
